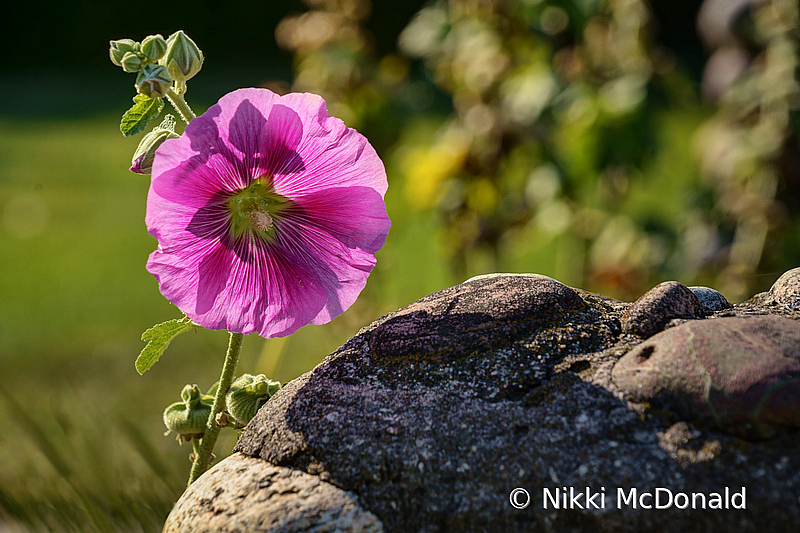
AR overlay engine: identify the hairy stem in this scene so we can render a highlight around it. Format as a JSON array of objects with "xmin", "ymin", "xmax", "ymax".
[
  {"xmin": 187, "ymin": 331, "xmax": 243, "ymax": 486},
  {"xmin": 166, "ymin": 87, "xmax": 197, "ymax": 123}
]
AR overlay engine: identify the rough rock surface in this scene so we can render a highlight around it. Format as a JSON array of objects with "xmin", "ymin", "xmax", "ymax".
[
  {"xmin": 688, "ymin": 286, "xmax": 732, "ymax": 314},
  {"xmin": 164, "ymin": 270, "xmax": 800, "ymax": 532},
  {"xmin": 767, "ymin": 267, "xmax": 800, "ymax": 310},
  {"xmin": 613, "ymin": 316, "xmax": 800, "ymax": 438},
  {"xmin": 163, "ymin": 453, "xmax": 382, "ymax": 533},
  {"xmin": 368, "ymin": 273, "xmax": 586, "ymax": 360},
  {"xmin": 622, "ymin": 281, "xmax": 703, "ymax": 337}
]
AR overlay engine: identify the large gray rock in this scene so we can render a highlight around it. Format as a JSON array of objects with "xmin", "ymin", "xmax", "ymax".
[{"xmin": 164, "ymin": 271, "xmax": 800, "ymax": 532}]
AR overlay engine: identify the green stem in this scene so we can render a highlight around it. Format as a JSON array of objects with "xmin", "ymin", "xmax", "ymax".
[
  {"xmin": 187, "ymin": 331, "xmax": 244, "ymax": 486},
  {"xmin": 166, "ymin": 88, "xmax": 197, "ymax": 123}
]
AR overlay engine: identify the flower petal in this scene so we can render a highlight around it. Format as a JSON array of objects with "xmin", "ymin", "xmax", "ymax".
[
  {"xmin": 270, "ymin": 92, "xmax": 388, "ymax": 198},
  {"xmin": 146, "ymin": 88, "xmax": 390, "ymax": 338}
]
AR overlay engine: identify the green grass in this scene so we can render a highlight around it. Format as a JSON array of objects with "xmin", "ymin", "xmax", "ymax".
[{"xmin": 0, "ymin": 115, "xmax": 458, "ymax": 531}]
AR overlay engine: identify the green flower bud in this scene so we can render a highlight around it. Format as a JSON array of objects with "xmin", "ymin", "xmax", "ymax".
[
  {"xmin": 109, "ymin": 39, "xmax": 137, "ymax": 67},
  {"xmin": 130, "ymin": 115, "xmax": 180, "ymax": 174},
  {"xmin": 226, "ymin": 374, "xmax": 281, "ymax": 425},
  {"xmin": 181, "ymin": 382, "xmax": 202, "ymax": 404},
  {"xmin": 163, "ymin": 384, "xmax": 213, "ymax": 438},
  {"xmin": 161, "ymin": 30, "xmax": 204, "ymax": 83},
  {"xmin": 136, "ymin": 64, "xmax": 172, "ymax": 99},
  {"xmin": 141, "ymin": 34, "xmax": 168, "ymax": 62},
  {"xmin": 120, "ymin": 51, "xmax": 143, "ymax": 74}
]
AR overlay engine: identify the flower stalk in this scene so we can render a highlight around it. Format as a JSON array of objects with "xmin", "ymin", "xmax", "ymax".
[
  {"xmin": 187, "ymin": 331, "xmax": 244, "ymax": 485},
  {"xmin": 166, "ymin": 87, "xmax": 196, "ymax": 123},
  {"xmin": 191, "ymin": 438, "xmax": 201, "ymax": 460}
]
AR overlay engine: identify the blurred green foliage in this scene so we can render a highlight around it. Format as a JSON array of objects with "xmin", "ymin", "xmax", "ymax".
[
  {"xmin": 279, "ymin": 0, "xmax": 800, "ymax": 302},
  {"xmin": 1, "ymin": 0, "xmax": 800, "ymax": 530}
]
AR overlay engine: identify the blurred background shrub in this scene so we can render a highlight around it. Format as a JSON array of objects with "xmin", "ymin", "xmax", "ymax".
[
  {"xmin": 276, "ymin": 0, "xmax": 800, "ymax": 302},
  {"xmin": 1, "ymin": 0, "xmax": 798, "ymax": 530}
]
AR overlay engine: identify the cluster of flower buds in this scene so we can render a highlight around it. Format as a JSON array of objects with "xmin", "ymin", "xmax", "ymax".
[
  {"xmin": 109, "ymin": 31, "xmax": 204, "ymax": 98},
  {"xmin": 162, "ymin": 374, "xmax": 280, "ymax": 442},
  {"xmin": 162, "ymin": 384, "xmax": 214, "ymax": 441}
]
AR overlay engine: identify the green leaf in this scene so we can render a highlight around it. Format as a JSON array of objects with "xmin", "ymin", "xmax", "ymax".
[
  {"xmin": 136, "ymin": 317, "xmax": 194, "ymax": 375},
  {"xmin": 120, "ymin": 94, "xmax": 165, "ymax": 137}
]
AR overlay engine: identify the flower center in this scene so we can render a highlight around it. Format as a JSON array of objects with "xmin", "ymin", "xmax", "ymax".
[
  {"xmin": 249, "ymin": 210, "xmax": 273, "ymax": 232},
  {"xmin": 228, "ymin": 179, "xmax": 291, "ymax": 239}
]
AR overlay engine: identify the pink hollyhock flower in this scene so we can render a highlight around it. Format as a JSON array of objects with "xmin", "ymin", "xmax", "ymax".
[{"xmin": 145, "ymin": 88, "xmax": 390, "ymax": 338}]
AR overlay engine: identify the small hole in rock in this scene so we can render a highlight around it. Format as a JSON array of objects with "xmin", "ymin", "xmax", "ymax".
[
  {"xmin": 567, "ymin": 360, "xmax": 591, "ymax": 373},
  {"xmin": 638, "ymin": 345, "xmax": 655, "ymax": 361}
]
